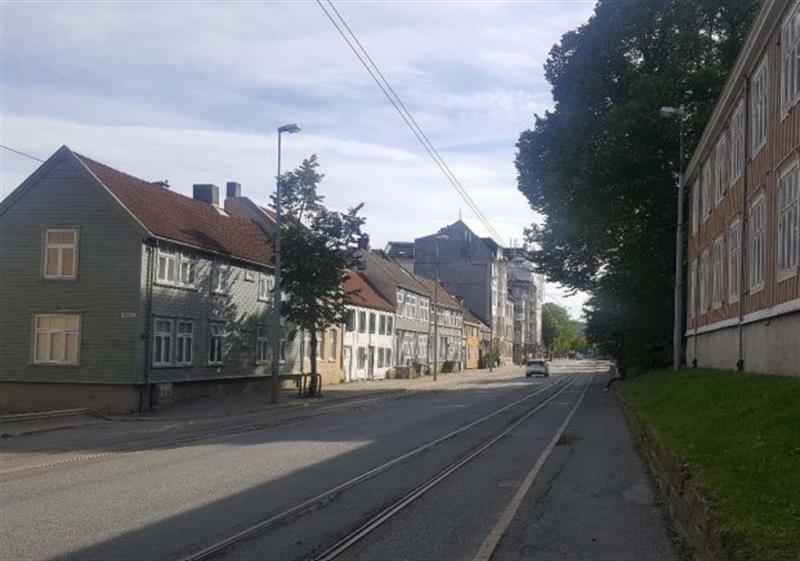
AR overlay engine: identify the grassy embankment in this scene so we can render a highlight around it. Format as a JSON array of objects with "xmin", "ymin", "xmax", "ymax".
[{"xmin": 621, "ymin": 369, "xmax": 800, "ymax": 561}]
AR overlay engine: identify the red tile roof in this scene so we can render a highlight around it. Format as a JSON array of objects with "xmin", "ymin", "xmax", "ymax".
[
  {"xmin": 77, "ymin": 154, "xmax": 274, "ymax": 267},
  {"xmin": 343, "ymin": 271, "xmax": 394, "ymax": 312}
]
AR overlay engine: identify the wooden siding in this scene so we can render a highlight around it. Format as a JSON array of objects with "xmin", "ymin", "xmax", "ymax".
[
  {"xmin": 0, "ymin": 158, "xmax": 143, "ymax": 384},
  {"xmin": 138, "ymin": 242, "xmax": 303, "ymax": 384},
  {"xmin": 686, "ymin": 0, "xmax": 800, "ymax": 331}
]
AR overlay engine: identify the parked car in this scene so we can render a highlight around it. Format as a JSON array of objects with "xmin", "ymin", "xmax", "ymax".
[{"xmin": 525, "ymin": 359, "xmax": 550, "ymax": 378}]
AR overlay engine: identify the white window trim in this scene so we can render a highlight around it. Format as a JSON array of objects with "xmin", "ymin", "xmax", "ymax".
[
  {"xmin": 43, "ymin": 228, "xmax": 79, "ymax": 280},
  {"xmin": 749, "ymin": 193, "xmax": 766, "ymax": 294},
  {"xmin": 730, "ymin": 99, "xmax": 745, "ymax": 185},
  {"xmin": 688, "ymin": 259, "xmax": 697, "ymax": 319},
  {"xmin": 700, "ymin": 248, "xmax": 710, "ymax": 313},
  {"xmin": 715, "ymin": 134, "xmax": 727, "ymax": 206},
  {"xmin": 211, "ymin": 262, "xmax": 230, "ymax": 294},
  {"xmin": 691, "ymin": 180, "xmax": 699, "ymax": 235},
  {"xmin": 728, "ymin": 218, "xmax": 742, "ymax": 304},
  {"xmin": 32, "ymin": 313, "xmax": 81, "ymax": 365},
  {"xmin": 776, "ymin": 157, "xmax": 800, "ymax": 281},
  {"xmin": 152, "ymin": 318, "xmax": 175, "ymax": 367},
  {"xmin": 175, "ymin": 320, "xmax": 194, "ymax": 366},
  {"xmin": 156, "ymin": 248, "xmax": 196, "ymax": 289},
  {"xmin": 751, "ymin": 56, "xmax": 769, "ymax": 156},
  {"xmin": 712, "ymin": 235, "xmax": 725, "ymax": 309},
  {"xmin": 781, "ymin": 3, "xmax": 800, "ymax": 118},
  {"xmin": 701, "ymin": 161, "xmax": 712, "ymax": 222},
  {"xmin": 256, "ymin": 324, "xmax": 270, "ymax": 364},
  {"xmin": 258, "ymin": 273, "xmax": 274, "ymax": 302},
  {"xmin": 208, "ymin": 322, "xmax": 225, "ymax": 365}
]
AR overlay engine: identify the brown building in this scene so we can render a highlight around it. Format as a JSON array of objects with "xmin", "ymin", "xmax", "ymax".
[{"xmin": 685, "ymin": 0, "xmax": 800, "ymax": 376}]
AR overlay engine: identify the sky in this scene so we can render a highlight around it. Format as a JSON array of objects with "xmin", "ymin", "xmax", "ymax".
[{"xmin": 0, "ymin": 1, "xmax": 594, "ymax": 318}]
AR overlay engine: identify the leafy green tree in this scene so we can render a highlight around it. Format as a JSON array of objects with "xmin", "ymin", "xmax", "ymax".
[
  {"xmin": 541, "ymin": 303, "xmax": 578, "ymax": 358},
  {"xmin": 516, "ymin": 0, "xmax": 758, "ymax": 372},
  {"xmin": 275, "ymin": 156, "xmax": 364, "ymax": 396}
]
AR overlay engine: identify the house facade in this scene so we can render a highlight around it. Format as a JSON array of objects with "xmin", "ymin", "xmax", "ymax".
[
  {"xmin": 507, "ymin": 249, "xmax": 545, "ymax": 362},
  {"xmin": 463, "ymin": 310, "xmax": 489, "ymax": 369},
  {"xmin": 341, "ymin": 271, "xmax": 395, "ymax": 381},
  {"xmin": 413, "ymin": 221, "xmax": 513, "ymax": 364},
  {"xmin": 417, "ymin": 276, "xmax": 464, "ymax": 373},
  {"xmin": 0, "ymin": 146, "xmax": 303, "ymax": 414},
  {"xmin": 684, "ymin": 0, "xmax": 800, "ymax": 376}
]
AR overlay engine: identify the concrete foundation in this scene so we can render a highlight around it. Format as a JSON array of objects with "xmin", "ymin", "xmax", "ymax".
[
  {"xmin": 686, "ymin": 311, "xmax": 800, "ymax": 376},
  {"xmin": 0, "ymin": 382, "xmax": 141, "ymax": 415}
]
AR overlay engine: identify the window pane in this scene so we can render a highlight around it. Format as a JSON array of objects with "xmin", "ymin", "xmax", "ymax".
[
  {"xmin": 51, "ymin": 332, "xmax": 66, "ymax": 362},
  {"xmin": 46, "ymin": 248, "xmax": 60, "ymax": 275},
  {"xmin": 35, "ymin": 332, "xmax": 49, "ymax": 362},
  {"xmin": 65, "ymin": 315, "xmax": 79, "ymax": 330},
  {"xmin": 65, "ymin": 333, "xmax": 78, "ymax": 363}
]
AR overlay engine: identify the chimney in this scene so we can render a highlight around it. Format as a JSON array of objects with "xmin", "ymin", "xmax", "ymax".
[
  {"xmin": 226, "ymin": 181, "xmax": 241, "ymax": 199},
  {"xmin": 193, "ymin": 184, "xmax": 219, "ymax": 206},
  {"xmin": 358, "ymin": 234, "xmax": 370, "ymax": 250}
]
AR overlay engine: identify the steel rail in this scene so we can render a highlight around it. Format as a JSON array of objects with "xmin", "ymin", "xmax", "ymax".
[
  {"xmin": 310, "ymin": 374, "xmax": 589, "ymax": 561},
  {"xmin": 179, "ymin": 376, "xmax": 571, "ymax": 561}
]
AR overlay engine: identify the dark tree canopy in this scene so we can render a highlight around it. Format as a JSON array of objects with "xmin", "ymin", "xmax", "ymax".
[{"xmin": 516, "ymin": 0, "xmax": 759, "ymax": 371}]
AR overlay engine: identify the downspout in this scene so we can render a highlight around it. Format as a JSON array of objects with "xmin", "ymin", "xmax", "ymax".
[
  {"xmin": 140, "ymin": 240, "xmax": 156, "ymax": 412},
  {"xmin": 738, "ymin": 73, "xmax": 751, "ymax": 371}
]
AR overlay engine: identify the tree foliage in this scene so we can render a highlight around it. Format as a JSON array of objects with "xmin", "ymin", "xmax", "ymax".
[
  {"xmin": 541, "ymin": 303, "xmax": 579, "ymax": 357},
  {"xmin": 275, "ymin": 156, "xmax": 364, "ymax": 396},
  {"xmin": 516, "ymin": 0, "xmax": 759, "ymax": 372}
]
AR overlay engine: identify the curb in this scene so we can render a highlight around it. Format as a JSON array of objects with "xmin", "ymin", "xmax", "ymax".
[
  {"xmin": 615, "ymin": 384, "xmax": 744, "ymax": 561},
  {"xmin": 0, "ymin": 408, "xmax": 109, "ymax": 424}
]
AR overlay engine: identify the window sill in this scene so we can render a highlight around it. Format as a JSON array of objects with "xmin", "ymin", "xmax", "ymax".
[
  {"xmin": 42, "ymin": 276, "xmax": 78, "ymax": 282},
  {"xmin": 207, "ymin": 362, "xmax": 224, "ymax": 367},
  {"xmin": 151, "ymin": 364, "xmax": 194, "ymax": 369},
  {"xmin": 154, "ymin": 281, "xmax": 198, "ymax": 291},
  {"xmin": 776, "ymin": 268, "xmax": 798, "ymax": 283},
  {"xmin": 29, "ymin": 362, "xmax": 81, "ymax": 367},
  {"xmin": 749, "ymin": 284, "xmax": 765, "ymax": 295}
]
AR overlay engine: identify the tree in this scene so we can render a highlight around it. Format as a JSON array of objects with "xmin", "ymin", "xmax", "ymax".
[
  {"xmin": 275, "ymin": 156, "xmax": 364, "ymax": 396},
  {"xmin": 541, "ymin": 303, "xmax": 578, "ymax": 358},
  {"xmin": 516, "ymin": 0, "xmax": 759, "ymax": 372}
]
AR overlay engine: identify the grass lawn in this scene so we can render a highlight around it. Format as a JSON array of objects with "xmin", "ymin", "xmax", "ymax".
[{"xmin": 621, "ymin": 369, "xmax": 800, "ymax": 561}]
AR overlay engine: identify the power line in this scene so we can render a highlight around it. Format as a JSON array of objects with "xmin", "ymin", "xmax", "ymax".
[
  {"xmin": 1, "ymin": 145, "xmax": 45, "ymax": 163},
  {"xmin": 316, "ymin": 0, "xmax": 505, "ymax": 245}
]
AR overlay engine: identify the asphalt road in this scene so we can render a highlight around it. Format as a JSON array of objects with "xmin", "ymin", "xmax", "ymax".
[{"xmin": 0, "ymin": 361, "xmax": 677, "ymax": 561}]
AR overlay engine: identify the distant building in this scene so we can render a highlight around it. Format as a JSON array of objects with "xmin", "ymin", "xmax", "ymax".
[
  {"xmin": 684, "ymin": 0, "xmax": 800, "ymax": 376},
  {"xmin": 385, "ymin": 241, "xmax": 415, "ymax": 273},
  {"xmin": 507, "ymin": 248, "xmax": 545, "ymax": 362},
  {"xmin": 463, "ymin": 309, "xmax": 490, "ymax": 369}
]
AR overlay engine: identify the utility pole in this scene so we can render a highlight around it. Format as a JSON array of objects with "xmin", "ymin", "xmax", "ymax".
[
  {"xmin": 270, "ymin": 123, "xmax": 301, "ymax": 404},
  {"xmin": 432, "ymin": 234, "xmax": 448, "ymax": 382}
]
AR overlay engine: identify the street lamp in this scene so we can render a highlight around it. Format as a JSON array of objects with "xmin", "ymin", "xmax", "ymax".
[
  {"xmin": 432, "ymin": 234, "xmax": 449, "ymax": 382},
  {"xmin": 271, "ymin": 123, "xmax": 301, "ymax": 404},
  {"xmin": 660, "ymin": 106, "xmax": 688, "ymax": 371}
]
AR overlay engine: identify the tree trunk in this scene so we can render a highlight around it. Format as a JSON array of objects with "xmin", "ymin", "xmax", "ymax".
[{"xmin": 308, "ymin": 330, "xmax": 319, "ymax": 397}]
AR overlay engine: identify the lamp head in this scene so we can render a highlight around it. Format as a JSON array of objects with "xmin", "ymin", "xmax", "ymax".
[{"xmin": 278, "ymin": 123, "xmax": 301, "ymax": 134}]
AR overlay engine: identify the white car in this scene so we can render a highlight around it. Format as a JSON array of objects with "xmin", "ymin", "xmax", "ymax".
[{"xmin": 525, "ymin": 359, "xmax": 550, "ymax": 378}]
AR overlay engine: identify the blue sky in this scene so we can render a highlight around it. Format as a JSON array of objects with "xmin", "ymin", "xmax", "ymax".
[{"xmin": 0, "ymin": 1, "xmax": 595, "ymax": 317}]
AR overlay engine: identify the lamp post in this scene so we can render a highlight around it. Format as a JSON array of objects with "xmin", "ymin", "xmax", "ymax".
[
  {"xmin": 271, "ymin": 123, "xmax": 301, "ymax": 404},
  {"xmin": 432, "ymin": 234, "xmax": 449, "ymax": 382},
  {"xmin": 660, "ymin": 106, "xmax": 687, "ymax": 371}
]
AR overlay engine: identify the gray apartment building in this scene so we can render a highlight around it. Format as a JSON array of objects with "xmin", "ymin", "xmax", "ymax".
[
  {"xmin": 0, "ymin": 146, "xmax": 303, "ymax": 414},
  {"xmin": 410, "ymin": 220, "xmax": 514, "ymax": 364},
  {"xmin": 417, "ymin": 276, "xmax": 465, "ymax": 372},
  {"xmin": 507, "ymin": 248, "xmax": 545, "ymax": 362}
]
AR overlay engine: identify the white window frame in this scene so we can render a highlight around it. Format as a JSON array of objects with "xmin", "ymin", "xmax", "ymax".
[
  {"xmin": 386, "ymin": 316, "xmax": 393, "ymax": 335},
  {"xmin": 712, "ymin": 235, "xmax": 725, "ymax": 309},
  {"xmin": 396, "ymin": 290, "xmax": 405, "ymax": 318},
  {"xmin": 751, "ymin": 56, "xmax": 768, "ymax": 156},
  {"xmin": 244, "ymin": 270, "xmax": 256, "ymax": 282},
  {"xmin": 211, "ymin": 262, "xmax": 230, "ymax": 294},
  {"xmin": 175, "ymin": 320, "xmax": 194, "ymax": 366},
  {"xmin": 258, "ymin": 273, "xmax": 274, "ymax": 302},
  {"xmin": 358, "ymin": 310, "xmax": 367, "ymax": 333},
  {"xmin": 781, "ymin": 3, "xmax": 800, "ymax": 116},
  {"xmin": 700, "ymin": 248, "xmax": 710, "ymax": 313},
  {"xmin": 157, "ymin": 248, "xmax": 196, "ymax": 288},
  {"xmin": 749, "ymin": 194, "xmax": 766, "ymax": 293},
  {"xmin": 328, "ymin": 329, "xmax": 337, "ymax": 362},
  {"xmin": 701, "ymin": 161, "xmax": 712, "ymax": 222},
  {"xmin": 256, "ymin": 324, "xmax": 270, "ymax": 363},
  {"xmin": 729, "ymin": 219, "xmax": 742, "ymax": 303},
  {"xmin": 208, "ymin": 322, "xmax": 225, "ymax": 365},
  {"xmin": 730, "ymin": 100, "xmax": 745, "ymax": 184},
  {"xmin": 777, "ymin": 158, "xmax": 800, "ymax": 280},
  {"xmin": 691, "ymin": 180, "xmax": 700, "ymax": 234},
  {"xmin": 32, "ymin": 313, "xmax": 80, "ymax": 365},
  {"xmin": 43, "ymin": 229, "xmax": 78, "ymax": 280},
  {"xmin": 153, "ymin": 318, "xmax": 174, "ymax": 367},
  {"xmin": 688, "ymin": 259, "xmax": 697, "ymax": 319},
  {"xmin": 715, "ymin": 134, "xmax": 728, "ymax": 206}
]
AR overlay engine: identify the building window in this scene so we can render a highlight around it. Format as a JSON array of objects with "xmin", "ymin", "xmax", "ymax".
[
  {"xmin": 377, "ymin": 348, "xmax": 384, "ymax": 368},
  {"xmin": 358, "ymin": 311, "xmax": 366, "ymax": 333},
  {"xmin": 345, "ymin": 309, "xmax": 355, "ymax": 332},
  {"xmin": 396, "ymin": 290, "xmax": 405, "ymax": 318},
  {"xmin": 385, "ymin": 348, "xmax": 392, "ymax": 366},
  {"xmin": 153, "ymin": 318, "xmax": 174, "ymax": 366},
  {"xmin": 357, "ymin": 346, "xmax": 366, "ymax": 369},
  {"xmin": 157, "ymin": 248, "xmax": 195, "ymax": 287},
  {"xmin": 715, "ymin": 134, "xmax": 727, "ymax": 205},
  {"xmin": 699, "ymin": 248, "xmax": 710, "ymax": 313},
  {"xmin": 279, "ymin": 326, "xmax": 287, "ymax": 363},
  {"xmin": 379, "ymin": 315, "xmax": 386, "ymax": 335},
  {"xmin": 730, "ymin": 100, "xmax": 745, "ymax": 184},
  {"xmin": 778, "ymin": 161, "xmax": 800, "ymax": 278},
  {"xmin": 387, "ymin": 316, "xmax": 393, "ymax": 335},
  {"xmin": 782, "ymin": 4, "xmax": 800, "ymax": 114},
  {"xmin": 691, "ymin": 180, "xmax": 699, "ymax": 235},
  {"xmin": 406, "ymin": 294, "xmax": 417, "ymax": 320},
  {"xmin": 752, "ymin": 56, "xmax": 768, "ymax": 155},
  {"xmin": 328, "ymin": 330, "xmax": 337, "ymax": 361},
  {"xmin": 729, "ymin": 220, "xmax": 742, "ymax": 303},
  {"xmin": 208, "ymin": 323, "xmax": 224, "ymax": 364},
  {"xmin": 258, "ymin": 273, "xmax": 274, "ymax": 302},
  {"xmin": 43, "ymin": 229, "xmax": 78, "ymax": 279},
  {"xmin": 244, "ymin": 270, "xmax": 256, "ymax": 282},
  {"xmin": 749, "ymin": 195, "xmax": 766, "ymax": 292},
  {"xmin": 712, "ymin": 235, "xmax": 724, "ymax": 308},
  {"xmin": 175, "ymin": 320, "xmax": 194, "ymax": 365},
  {"xmin": 419, "ymin": 299, "xmax": 429, "ymax": 322},
  {"xmin": 701, "ymin": 160, "xmax": 711, "ymax": 221},
  {"xmin": 688, "ymin": 260, "xmax": 697, "ymax": 319},
  {"xmin": 369, "ymin": 313, "xmax": 376, "ymax": 334},
  {"xmin": 256, "ymin": 325, "xmax": 270, "ymax": 363},
  {"xmin": 33, "ymin": 314, "xmax": 80, "ymax": 364},
  {"xmin": 211, "ymin": 263, "xmax": 229, "ymax": 294}
]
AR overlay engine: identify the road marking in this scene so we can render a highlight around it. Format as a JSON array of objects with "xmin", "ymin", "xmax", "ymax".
[{"xmin": 472, "ymin": 375, "xmax": 592, "ymax": 561}]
